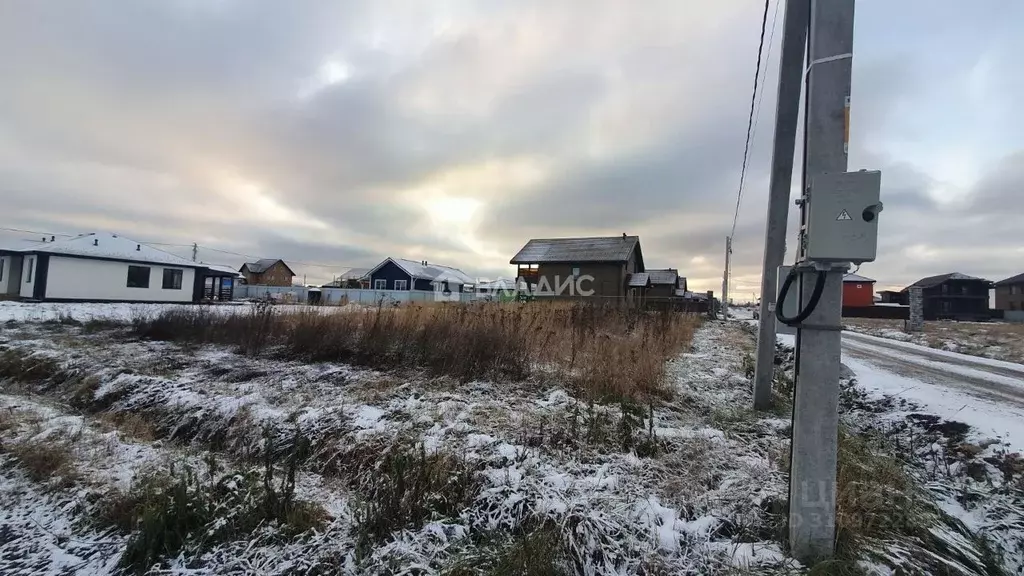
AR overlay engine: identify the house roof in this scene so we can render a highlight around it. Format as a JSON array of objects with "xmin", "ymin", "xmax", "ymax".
[
  {"xmin": 510, "ymin": 235, "xmax": 641, "ymax": 264},
  {"xmin": 369, "ymin": 257, "xmax": 476, "ymax": 285},
  {"xmin": 18, "ymin": 233, "xmax": 202, "ymax": 268},
  {"xmin": 241, "ymin": 258, "xmax": 296, "ymax": 276},
  {"xmin": 843, "ymin": 273, "xmax": 875, "ymax": 283},
  {"xmin": 339, "ymin": 267, "xmax": 369, "ymax": 280},
  {"xmin": 647, "ymin": 268, "xmax": 678, "ymax": 285},
  {"xmin": 204, "ymin": 264, "xmax": 244, "ymax": 278},
  {"xmin": 628, "ymin": 272, "xmax": 651, "ymax": 287},
  {"xmin": 904, "ymin": 272, "xmax": 990, "ymax": 290},
  {"xmin": 478, "ymin": 278, "xmax": 523, "ymax": 290},
  {"xmin": 0, "ymin": 239, "xmax": 46, "ymax": 254},
  {"xmin": 996, "ymin": 273, "xmax": 1024, "ymax": 286}
]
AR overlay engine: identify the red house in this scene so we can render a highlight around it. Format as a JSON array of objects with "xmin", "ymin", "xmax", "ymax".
[{"xmin": 842, "ymin": 273, "xmax": 875, "ymax": 307}]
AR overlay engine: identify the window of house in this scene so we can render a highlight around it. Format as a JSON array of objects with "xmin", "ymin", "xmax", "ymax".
[
  {"xmin": 394, "ymin": 279, "xmax": 408, "ymax": 290},
  {"xmin": 856, "ymin": 284, "xmax": 863, "ymax": 289},
  {"xmin": 127, "ymin": 266, "xmax": 151, "ymax": 288},
  {"xmin": 941, "ymin": 284, "xmax": 949, "ymax": 294},
  {"xmin": 374, "ymin": 279, "xmax": 387, "ymax": 290},
  {"xmin": 26, "ymin": 258, "xmax": 33, "ymax": 283},
  {"xmin": 162, "ymin": 268, "xmax": 183, "ymax": 290},
  {"xmin": 961, "ymin": 285, "xmax": 969, "ymax": 295},
  {"xmin": 942, "ymin": 301, "xmax": 951, "ymax": 312},
  {"xmin": 1012, "ymin": 286, "xmax": 1020, "ymax": 295}
]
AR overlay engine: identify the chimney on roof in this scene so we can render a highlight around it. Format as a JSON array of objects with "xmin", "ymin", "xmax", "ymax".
[
  {"xmin": 93, "ymin": 239, "xmax": 98, "ymax": 246},
  {"xmin": 50, "ymin": 236, "xmax": 55, "ymax": 242},
  {"xmin": 622, "ymin": 232, "xmax": 627, "ymax": 240},
  {"xmin": 41, "ymin": 236, "xmax": 46, "ymax": 242},
  {"xmin": 136, "ymin": 244, "xmax": 141, "ymax": 251}
]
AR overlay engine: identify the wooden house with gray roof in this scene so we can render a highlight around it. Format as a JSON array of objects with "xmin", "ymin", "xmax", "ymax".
[{"xmin": 510, "ymin": 234, "xmax": 645, "ymax": 300}]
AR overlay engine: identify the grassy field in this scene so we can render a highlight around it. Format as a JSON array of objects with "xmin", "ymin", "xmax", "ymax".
[{"xmin": 1, "ymin": 302, "xmax": 1018, "ymax": 575}]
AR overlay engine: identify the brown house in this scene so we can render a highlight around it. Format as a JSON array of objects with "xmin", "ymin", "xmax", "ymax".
[
  {"xmin": 510, "ymin": 235, "xmax": 644, "ymax": 300},
  {"xmin": 644, "ymin": 269, "xmax": 680, "ymax": 300},
  {"xmin": 239, "ymin": 259, "xmax": 295, "ymax": 287},
  {"xmin": 995, "ymin": 273, "xmax": 1024, "ymax": 311}
]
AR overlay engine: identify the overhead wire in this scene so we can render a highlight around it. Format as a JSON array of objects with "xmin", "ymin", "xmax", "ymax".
[
  {"xmin": 728, "ymin": 0, "xmax": 778, "ymax": 300},
  {"xmin": 730, "ymin": 0, "xmax": 774, "ymax": 241}
]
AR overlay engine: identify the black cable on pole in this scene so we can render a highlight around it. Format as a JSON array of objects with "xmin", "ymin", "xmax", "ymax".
[
  {"xmin": 730, "ymin": 0, "xmax": 773, "ymax": 239},
  {"xmin": 775, "ymin": 267, "xmax": 827, "ymax": 326}
]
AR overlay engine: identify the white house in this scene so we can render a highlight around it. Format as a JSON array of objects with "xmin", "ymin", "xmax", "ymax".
[
  {"xmin": 4, "ymin": 233, "xmax": 209, "ymax": 303},
  {"xmin": 0, "ymin": 238, "xmax": 47, "ymax": 298}
]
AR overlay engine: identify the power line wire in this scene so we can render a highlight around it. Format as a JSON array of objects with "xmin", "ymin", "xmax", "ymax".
[
  {"xmin": 192, "ymin": 244, "xmax": 353, "ymax": 269},
  {"xmin": 730, "ymin": 0, "xmax": 781, "ymax": 303},
  {"xmin": 748, "ymin": 0, "xmax": 783, "ymax": 163},
  {"xmin": 730, "ymin": 0, "xmax": 773, "ymax": 240},
  {"xmin": 0, "ymin": 226, "xmax": 74, "ymax": 238}
]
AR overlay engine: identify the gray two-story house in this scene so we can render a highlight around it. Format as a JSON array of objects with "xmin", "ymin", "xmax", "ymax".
[
  {"xmin": 902, "ymin": 273, "xmax": 992, "ymax": 321},
  {"xmin": 995, "ymin": 273, "xmax": 1024, "ymax": 311}
]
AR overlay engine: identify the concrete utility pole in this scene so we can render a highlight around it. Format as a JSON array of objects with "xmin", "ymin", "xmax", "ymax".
[
  {"xmin": 753, "ymin": 0, "xmax": 811, "ymax": 411},
  {"xmin": 789, "ymin": 0, "xmax": 856, "ymax": 563},
  {"xmin": 721, "ymin": 236, "xmax": 731, "ymax": 319}
]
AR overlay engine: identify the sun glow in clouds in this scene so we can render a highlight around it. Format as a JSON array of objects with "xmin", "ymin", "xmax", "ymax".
[{"xmin": 297, "ymin": 57, "xmax": 353, "ymax": 100}]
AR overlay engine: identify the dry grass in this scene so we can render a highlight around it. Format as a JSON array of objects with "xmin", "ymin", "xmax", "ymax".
[
  {"xmin": 2, "ymin": 438, "xmax": 80, "ymax": 485},
  {"xmin": 97, "ymin": 411, "xmax": 157, "ymax": 441},
  {"xmin": 132, "ymin": 302, "xmax": 702, "ymax": 403},
  {"xmin": 845, "ymin": 318, "xmax": 1024, "ymax": 363},
  {"xmin": 822, "ymin": 429, "xmax": 1001, "ymax": 575},
  {"xmin": 834, "ymin": 430, "xmax": 920, "ymax": 546}
]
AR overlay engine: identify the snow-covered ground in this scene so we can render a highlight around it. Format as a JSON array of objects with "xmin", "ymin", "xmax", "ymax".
[
  {"xmin": 0, "ymin": 300, "xmax": 363, "ymax": 323},
  {"xmin": 845, "ymin": 317, "xmax": 1024, "ymax": 365},
  {"xmin": 763, "ymin": 323, "xmax": 1024, "ymax": 573},
  {"xmin": 2, "ymin": 307, "xmax": 1020, "ymax": 574},
  {"xmin": 841, "ymin": 330, "xmax": 1024, "ymax": 451},
  {"xmin": 0, "ymin": 314, "xmax": 804, "ymax": 574}
]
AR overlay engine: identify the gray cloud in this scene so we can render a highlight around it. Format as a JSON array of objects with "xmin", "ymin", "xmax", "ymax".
[{"xmin": 0, "ymin": 0, "xmax": 1022, "ymax": 290}]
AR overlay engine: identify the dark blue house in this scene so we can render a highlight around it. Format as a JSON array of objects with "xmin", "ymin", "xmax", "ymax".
[{"xmin": 365, "ymin": 257, "xmax": 475, "ymax": 292}]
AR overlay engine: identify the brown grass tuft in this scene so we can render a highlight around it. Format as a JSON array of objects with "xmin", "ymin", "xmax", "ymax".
[{"xmin": 3, "ymin": 438, "xmax": 79, "ymax": 485}]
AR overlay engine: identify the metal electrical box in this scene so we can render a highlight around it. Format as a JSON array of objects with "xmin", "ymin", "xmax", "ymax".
[{"xmin": 802, "ymin": 170, "xmax": 882, "ymax": 264}]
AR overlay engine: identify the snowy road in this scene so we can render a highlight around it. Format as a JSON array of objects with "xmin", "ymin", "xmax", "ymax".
[
  {"xmin": 841, "ymin": 330, "xmax": 1024, "ymax": 449},
  {"xmin": 843, "ymin": 331, "xmax": 1024, "ymax": 407}
]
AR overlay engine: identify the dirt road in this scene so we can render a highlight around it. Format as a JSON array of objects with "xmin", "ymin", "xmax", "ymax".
[{"xmin": 842, "ymin": 331, "xmax": 1024, "ymax": 408}]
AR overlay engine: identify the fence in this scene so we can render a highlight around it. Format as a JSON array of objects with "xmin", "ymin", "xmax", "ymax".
[
  {"xmin": 234, "ymin": 284, "xmax": 476, "ymax": 305},
  {"xmin": 998, "ymin": 310, "xmax": 1024, "ymax": 323},
  {"xmin": 842, "ymin": 305, "xmax": 909, "ymax": 320},
  {"xmin": 233, "ymin": 284, "xmax": 715, "ymax": 313}
]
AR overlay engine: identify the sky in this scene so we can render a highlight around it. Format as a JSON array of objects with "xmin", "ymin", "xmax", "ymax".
[{"xmin": 1, "ymin": 0, "xmax": 1021, "ymax": 293}]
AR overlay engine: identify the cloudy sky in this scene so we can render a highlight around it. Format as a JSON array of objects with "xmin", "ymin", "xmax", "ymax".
[{"xmin": 1, "ymin": 0, "xmax": 1021, "ymax": 293}]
